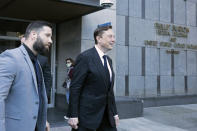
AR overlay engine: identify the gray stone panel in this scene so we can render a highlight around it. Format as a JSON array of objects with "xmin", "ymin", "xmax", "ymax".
[
  {"xmin": 130, "ymin": 40, "xmax": 145, "ymax": 47},
  {"xmin": 81, "ymin": 39, "xmax": 94, "ymax": 52},
  {"xmin": 187, "ymin": 2, "xmax": 196, "ymax": 26},
  {"xmin": 175, "ymin": 37, "xmax": 187, "ymax": 44},
  {"xmin": 129, "ymin": 0, "xmax": 142, "ymax": 18},
  {"xmin": 174, "ymin": 0, "xmax": 186, "ymax": 25},
  {"xmin": 187, "ymin": 26, "xmax": 197, "ymax": 44},
  {"xmin": 117, "ymin": 0, "xmax": 128, "ymax": 16},
  {"xmin": 116, "ymin": 75, "xmax": 126, "ymax": 96},
  {"xmin": 130, "ymin": 76, "xmax": 145, "ymax": 97},
  {"xmin": 116, "ymin": 15, "xmax": 125, "ymax": 44},
  {"xmin": 160, "ymin": 49, "xmax": 171, "ymax": 76},
  {"xmin": 187, "ymin": 51, "xmax": 197, "ymax": 75},
  {"xmin": 110, "ymin": 0, "xmax": 116, "ymax": 10},
  {"xmin": 156, "ymin": 34, "xmax": 170, "ymax": 43},
  {"xmin": 187, "ymin": 0, "xmax": 197, "ymax": 2},
  {"xmin": 116, "ymin": 45, "xmax": 128, "ymax": 75},
  {"xmin": 81, "ymin": 9, "xmax": 116, "ymax": 40},
  {"xmin": 174, "ymin": 76, "xmax": 185, "ymax": 95},
  {"xmin": 145, "ymin": 76, "xmax": 157, "ymax": 97},
  {"xmin": 160, "ymin": 0, "xmax": 171, "ymax": 22},
  {"xmin": 160, "ymin": 76, "xmax": 173, "ymax": 96},
  {"xmin": 129, "ymin": 18, "xmax": 156, "ymax": 43},
  {"xmin": 145, "ymin": 0, "xmax": 160, "ymax": 20},
  {"xmin": 187, "ymin": 76, "xmax": 197, "ymax": 94},
  {"xmin": 145, "ymin": 47, "xmax": 159, "ymax": 75},
  {"xmin": 174, "ymin": 50, "xmax": 186, "ymax": 76},
  {"xmin": 129, "ymin": 47, "xmax": 142, "ymax": 75}
]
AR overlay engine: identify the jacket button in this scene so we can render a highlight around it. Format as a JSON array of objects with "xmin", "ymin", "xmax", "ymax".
[
  {"xmin": 33, "ymin": 116, "xmax": 37, "ymax": 119},
  {"xmin": 35, "ymin": 101, "xmax": 39, "ymax": 104}
]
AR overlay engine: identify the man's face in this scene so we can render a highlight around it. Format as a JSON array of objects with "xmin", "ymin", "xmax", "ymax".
[
  {"xmin": 97, "ymin": 29, "xmax": 115, "ymax": 52},
  {"xmin": 33, "ymin": 26, "xmax": 52, "ymax": 55}
]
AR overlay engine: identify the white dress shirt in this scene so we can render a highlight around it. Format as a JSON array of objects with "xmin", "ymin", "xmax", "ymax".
[{"xmin": 95, "ymin": 45, "xmax": 112, "ymax": 81}]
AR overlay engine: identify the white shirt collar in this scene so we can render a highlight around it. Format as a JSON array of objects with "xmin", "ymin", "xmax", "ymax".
[{"xmin": 95, "ymin": 45, "xmax": 105, "ymax": 58}]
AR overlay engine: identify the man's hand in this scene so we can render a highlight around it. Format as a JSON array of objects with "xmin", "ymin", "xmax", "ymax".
[
  {"xmin": 68, "ymin": 117, "xmax": 79, "ymax": 129},
  {"xmin": 114, "ymin": 115, "xmax": 119, "ymax": 127},
  {"xmin": 46, "ymin": 121, "xmax": 50, "ymax": 131}
]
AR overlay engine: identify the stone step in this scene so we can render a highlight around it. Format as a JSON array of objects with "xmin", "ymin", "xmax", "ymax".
[{"xmin": 116, "ymin": 97, "xmax": 143, "ymax": 118}]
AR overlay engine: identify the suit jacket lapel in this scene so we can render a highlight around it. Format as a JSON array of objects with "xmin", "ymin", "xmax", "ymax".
[
  {"xmin": 92, "ymin": 47, "xmax": 109, "ymax": 90},
  {"xmin": 19, "ymin": 45, "xmax": 38, "ymax": 94}
]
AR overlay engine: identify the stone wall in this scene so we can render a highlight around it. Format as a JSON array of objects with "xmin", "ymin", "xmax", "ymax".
[
  {"xmin": 116, "ymin": 0, "xmax": 197, "ymax": 98},
  {"xmin": 56, "ymin": 18, "xmax": 82, "ymax": 94}
]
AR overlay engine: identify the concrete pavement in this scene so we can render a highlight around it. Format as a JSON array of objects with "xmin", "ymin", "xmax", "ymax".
[{"xmin": 51, "ymin": 104, "xmax": 197, "ymax": 131}]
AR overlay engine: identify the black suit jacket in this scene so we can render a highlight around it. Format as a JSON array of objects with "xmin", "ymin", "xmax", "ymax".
[{"xmin": 68, "ymin": 47, "xmax": 117, "ymax": 129}]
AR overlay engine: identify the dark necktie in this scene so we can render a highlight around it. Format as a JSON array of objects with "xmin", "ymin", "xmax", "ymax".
[{"xmin": 103, "ymin": 55, "xmax": 110, "ymax": 80}]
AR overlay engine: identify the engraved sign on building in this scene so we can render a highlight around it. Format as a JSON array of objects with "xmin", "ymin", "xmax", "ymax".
[
  {"xmin": 141, "ymin": 22, "xmax": 197, "ymax": 97},
  {"xmin": 144, "ymin": 23, "xmax": 195, "ymax": 53}
]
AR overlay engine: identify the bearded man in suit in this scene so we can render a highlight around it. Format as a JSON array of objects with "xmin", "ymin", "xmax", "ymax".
[
  {"xmin": 68, "ymin": 23, "xmax": 119, "ymax": 131},
  {"xmin": 0, "ymin": 20, "xmax": 52, "ymax": 131}
]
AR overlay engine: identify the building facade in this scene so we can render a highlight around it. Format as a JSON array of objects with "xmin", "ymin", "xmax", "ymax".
[{"xmin": 116, "ymin": 0, "xmax": 197, "ymax": 106}]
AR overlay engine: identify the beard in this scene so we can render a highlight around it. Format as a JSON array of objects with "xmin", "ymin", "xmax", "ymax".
[{"xmin": 33, "ymin": 36, "xmax": 49, "ymax": 56}]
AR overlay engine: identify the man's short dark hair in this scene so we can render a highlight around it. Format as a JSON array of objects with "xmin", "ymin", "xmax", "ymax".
[
  {"xmin": 24, "ymin": 20, "xmax": 52, "ymax": 38},
  {"xmin": 94, "ymin": 25, "xmax": 112, "ymax": 44}
]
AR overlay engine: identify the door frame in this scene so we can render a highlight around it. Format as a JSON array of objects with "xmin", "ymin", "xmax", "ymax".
[{"xmin": 48, "ymin": 23, "xmax": 56, "ymax": 108}]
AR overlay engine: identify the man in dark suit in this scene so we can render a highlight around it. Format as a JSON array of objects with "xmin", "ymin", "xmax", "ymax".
[{"xmin": 68, "ymin": 23, "xmax": 119, "ymax": 131}]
